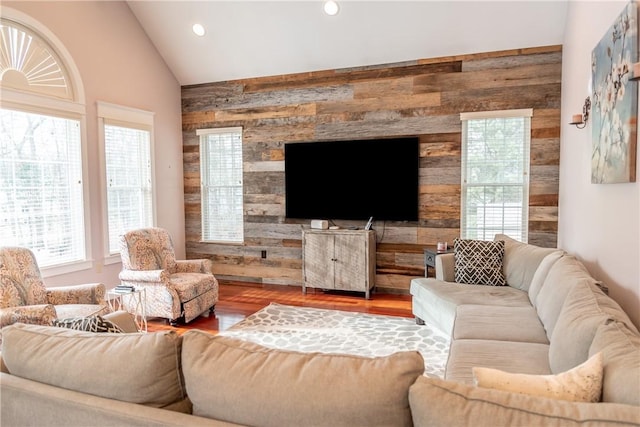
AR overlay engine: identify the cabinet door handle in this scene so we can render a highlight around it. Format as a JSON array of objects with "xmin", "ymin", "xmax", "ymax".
[{"xmin": 331, "ymin": 258, "xmax": 337, "ymax": 262}]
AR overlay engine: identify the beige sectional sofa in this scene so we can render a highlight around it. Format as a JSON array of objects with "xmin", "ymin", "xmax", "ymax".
[
  {"xmin": 1, "ymin": 235, "xmax": 639, "ymax": 426},
  {"xmin": 410, "ymin": 234, "xmax": 640, "ymax": 423}
]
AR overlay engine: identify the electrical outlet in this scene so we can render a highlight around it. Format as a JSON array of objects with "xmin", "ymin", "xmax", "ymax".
[{"xmin": 261, "ymin": 250, "xmax": 267, "ymax": 259}]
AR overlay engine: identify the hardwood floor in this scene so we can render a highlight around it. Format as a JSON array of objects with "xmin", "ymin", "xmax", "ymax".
[{"xmin": 147, "ymin": 281, "xmax": 413, "ymax": 335}]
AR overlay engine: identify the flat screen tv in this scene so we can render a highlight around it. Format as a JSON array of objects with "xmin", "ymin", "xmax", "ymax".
[{"xmin": 284, "ymin": 137, "xmax": 419, "ymax": 222}]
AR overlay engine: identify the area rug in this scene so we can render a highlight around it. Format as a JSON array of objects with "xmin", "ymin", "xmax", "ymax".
[{"xmin": 218, "ymin": 302, "xmax": 450, "ymax": 378}]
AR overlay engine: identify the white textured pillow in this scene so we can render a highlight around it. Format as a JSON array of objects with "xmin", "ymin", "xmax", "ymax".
[{"xmin": 473, "ymin": 352, "xmax": 603, "ymax": 402}]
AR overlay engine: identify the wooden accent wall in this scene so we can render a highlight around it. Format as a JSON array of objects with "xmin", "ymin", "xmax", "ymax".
[{"xmin": 182, "ymin": 45, "xmax": 562, "ymax": 293}]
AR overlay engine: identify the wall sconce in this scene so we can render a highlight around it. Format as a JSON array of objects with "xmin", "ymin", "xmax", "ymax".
[{"xmin": 569, "ymin": 96, "xmax": 591, "ymax": 129}]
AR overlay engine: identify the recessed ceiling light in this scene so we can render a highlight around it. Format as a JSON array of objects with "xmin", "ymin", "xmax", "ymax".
[
  {"xmin": 324, "ymin": 0, "xmax": 339, "ymax": 16},
  {"xmin": 192, "ymin": 23, "xmax": 205, "ymax": 37}
]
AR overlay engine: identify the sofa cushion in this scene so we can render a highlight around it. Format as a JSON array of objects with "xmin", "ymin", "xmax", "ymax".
[
  {"xmin": 549, "ymin": 282, "xmax": 612, "ymax": 373},
  {"xmin": 473, "ymin": 352, "xmax": 603, "ymax": 403},
  {"xmin": 494, "ymin": 234, "xmax": 560, "ymax": 291},
  {"xmin": 453, "ymin": 305, "xmax": 548, "ymax": 344},
  {"xmin": 589, "ymin": 321, "xmax": 640, "ymax": 406},
  {"xmin": 535, "ymin": 255, "xmax": 597, "ymax": 339},
  {"xmin": 409, "ymin": 376, "xmax": 640, "ymax": 427},
  {"xmin": 103, "ymin": 310, "xmax": 140, "ymax": 333},
  {"xmin": 527, "ymin": 250, "xmax": 564, "ymax": 304},
  {"xmin": 446, "ymin": 339, "xmax": 551, "ymax": 384},
  {"xmin": 181, "ymin": 331, "xmax": 424, "ymax": 427},
  {"xmin": 52, "ymin": 315, "xmax": 124, "ymax": 333},
  {"xmin": 454, "ymin": 239, "xmax": 506, "ymax": 286},
  {"xmin": 590, "ymin": 284, "xmax": 639, "ymax": 333},
  {"xmin": 410, "ymin": 278, "xmax": 531, "ymax": 336},
  {"xmin": 0, "ymin": 323, "xmax": 187, "ymax": 410}
]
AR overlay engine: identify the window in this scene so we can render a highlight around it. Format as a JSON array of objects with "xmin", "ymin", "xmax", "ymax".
[
  {"xmin": 0, "ymin": 109, "xmax": 85, "ymax": 266},
  {"xmin": 460, "ymin": 109, "xmax": 532, "ymax": 242},
  {"xmin": 98, "ymin": 102, "xmax": 155, "ymax": 256},
  {"xmin": 0, "ymin": 15, "xmax": 88, "ymax": 271},
  {"xmin": 198, "ymin": 127, "xmax": 244, "ymax": 243}
]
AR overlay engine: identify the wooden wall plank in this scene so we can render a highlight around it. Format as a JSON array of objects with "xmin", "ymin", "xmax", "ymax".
[{"xmin": 182, "ymin": 46, "xmax": 562, "ymax": 291}]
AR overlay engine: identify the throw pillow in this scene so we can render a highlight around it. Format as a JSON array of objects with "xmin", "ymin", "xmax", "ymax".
[
  {"xmin": 472, "ymin": 352, "xmax": 603, "ymax": 403},
  {"xmin": 454, "ymin": 239, "xmax": 506, "ymax": 286},
  {"xmin": 53, "ymin": 315, "xmax": 124, "ymax": 333}
]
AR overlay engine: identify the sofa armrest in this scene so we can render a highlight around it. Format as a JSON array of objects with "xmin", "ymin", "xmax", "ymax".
[
  {"xmin": 0, "ymin": 304, "xmax": 57, "ymax": 328},
  {"xmin": 409, "ymin": 376, "xmax": 640, "ymax": 426},
  {"xmin": 118, "ymin": 269, "xmax": 169, "ymax": 284},
  {"xmin": 0, "ymin": 373, "xmax": 239, "ymax": 427},
  {"xmin": 435, "ymin": 253, "xmax": 455, "ymax": 282},
  {"xmin": 176, "ymin": 259, "xmax": 214, "ymax": 274},
  {"xmin": 46, "ymin": 283, "xmax": 106, "ymax": 305}
]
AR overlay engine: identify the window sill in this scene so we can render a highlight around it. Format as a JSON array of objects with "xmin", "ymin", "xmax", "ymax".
[
  {"xmin": 41, "ymin": 260, "xmax": 93, "ymax": 279},
  {"xmin": 104, "ymin": 254, "xmax": 122, "ymax": 265}
]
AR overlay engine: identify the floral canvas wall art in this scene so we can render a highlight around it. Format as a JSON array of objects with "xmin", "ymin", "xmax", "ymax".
[{"xmin": 591, "ymin": 1, "xmax": 638, "ymax": 184}]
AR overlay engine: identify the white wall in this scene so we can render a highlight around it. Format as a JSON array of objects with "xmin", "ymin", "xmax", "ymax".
[
  {"xmin": 3, "ymin": 1, "xmax": 185, "ymax": 289},
  {"xmin": 560, "ymin": 1, "xmax": 640, "ymax": 328}
]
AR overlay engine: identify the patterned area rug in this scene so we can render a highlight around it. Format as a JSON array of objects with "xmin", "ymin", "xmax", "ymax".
[{"xmin": 219, "ymin": 302, "xmax": 450, "ymax": 378}]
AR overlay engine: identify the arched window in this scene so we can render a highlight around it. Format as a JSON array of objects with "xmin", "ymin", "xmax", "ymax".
[
  {"xmin": 0, "ymin": 19, "xmax": 73, "ymax": 100},
  {"xmin": 0, "ymin": 9, "xmax": 90, "ymax": 273}
]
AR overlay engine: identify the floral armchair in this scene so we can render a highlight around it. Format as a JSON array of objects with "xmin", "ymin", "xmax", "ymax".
[
  {"xmin": 118, "ymin": 227, "xmax": 219, "ymax": 325},
  {"xmin": 0, "ymin": 247, "xmax": 110, "ymax": 329}
]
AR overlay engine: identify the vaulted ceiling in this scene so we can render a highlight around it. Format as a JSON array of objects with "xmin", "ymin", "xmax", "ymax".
[{"xmin": 126, "ymin": 1, "xmax": 569, "ymax": 86}]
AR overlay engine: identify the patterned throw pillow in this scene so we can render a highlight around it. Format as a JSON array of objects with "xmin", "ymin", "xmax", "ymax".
[
  {"xmin": 473, "ymin": 352, "xmax": 603, "ymax": 402},
  {"xmin": 53, "ymin": 315, "xmax": 124, "ymax": 333},
  {"xmin": 454, "ymin": 239, "xmax": 506, "ymax": 286}
]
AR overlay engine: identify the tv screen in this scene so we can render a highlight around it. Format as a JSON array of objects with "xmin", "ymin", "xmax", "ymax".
[{"xmin": 284, "ymin": 137, "xmax": 419, "ymax": 221}]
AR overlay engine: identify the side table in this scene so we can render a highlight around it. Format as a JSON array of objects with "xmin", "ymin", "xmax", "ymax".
[
  {"xmin": 424, "ymin": 246, "xmax": 454, "ymax": 277},
  {"xmin": 107, "ymin": 288, "xmax": 147, "ymax": 332}
]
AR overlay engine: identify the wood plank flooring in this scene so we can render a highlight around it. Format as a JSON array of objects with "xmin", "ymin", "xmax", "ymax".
[{"xmin": 147, "ymin": 281, "xmax": 413, "ymax": 335}]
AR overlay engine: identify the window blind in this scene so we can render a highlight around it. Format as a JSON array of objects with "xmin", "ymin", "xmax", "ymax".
[
  {"xmin": 0, "ymin": 108, "xmax": 85, "ymax": 266},
  {"xmin": 104, "ymin": 123, "xmax": 153, "ymax": 254},
  {"xmin": 198, "ymin": 128, "xmax": 244, "ymax": 243},
  {"xmin": 460, "ymin": 111, "xmax": 531, "ymax": 242}
]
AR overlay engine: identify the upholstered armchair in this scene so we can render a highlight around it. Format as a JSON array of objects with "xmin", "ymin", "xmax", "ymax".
[
  {"xmin": 0, "ymin": 247, "xmax": 110, "ymax": 329},
  {"xmin": 118, "ymin": 227, "xmax": 218, "ymax": 325}
]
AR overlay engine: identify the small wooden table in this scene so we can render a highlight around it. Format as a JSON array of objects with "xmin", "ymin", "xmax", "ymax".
[{"xmin": 423, "ymin": 246, "xmax": 454, "ymax": 277}]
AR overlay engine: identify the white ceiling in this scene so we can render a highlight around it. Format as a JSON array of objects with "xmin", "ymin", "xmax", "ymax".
[{"xmin": 126, "ymin": 1, "xmax": 569, "ymax": 87}]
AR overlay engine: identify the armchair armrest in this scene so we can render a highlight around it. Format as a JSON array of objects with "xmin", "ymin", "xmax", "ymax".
[
  {"xmin": 46, "ymin": 283, "xmax": 106, "ymax": 305},
  {"xmin": 0, "ymin": 304, "xmax": 57, "ymax": 328},
  {"xmin": 435, "ymin": 253, "xmax": 455, "ymax": 282},
  {"xmin": 175, "ymin": 259, "xmax": 213, "ymax": 274},
  {"xmin": 118, "ymin": 269, "xmax": 170, "ymax": 284}
]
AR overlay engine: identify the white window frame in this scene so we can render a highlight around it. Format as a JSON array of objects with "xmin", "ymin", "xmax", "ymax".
[
  {"xmin": 460, "ymin": 109, "xmax": 532, "ymax": 243},
  {"xmin": 97, "ymin": 101, "xmax": 156, "ymax": 264},
  {"xmin": 198, "ymin": 127, "xmax": 244, "ymax": 244},
  {"xmin": 0, "ymin": 8, "xmax": 91, "ymax": 277}
]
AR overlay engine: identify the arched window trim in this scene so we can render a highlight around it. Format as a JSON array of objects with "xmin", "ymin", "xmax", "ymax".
[
  {"xmin": 0, "ymin": 7, "xmax": 85, "ymax": 103},
  {"xmin": 0, "ymin": 6, "xmax": 92, "ymax": 278}
]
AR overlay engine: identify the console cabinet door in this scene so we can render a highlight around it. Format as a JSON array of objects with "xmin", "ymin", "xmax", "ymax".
[
  {"xmin": 334, "ymin": 233, "xmax": 367, "ymax": 292},
  {"xmin": 303, "ymin": 232, "xmax": 335, "ymax": 290}
]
